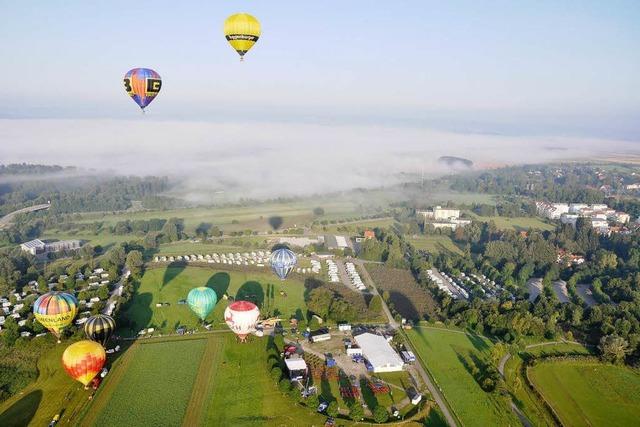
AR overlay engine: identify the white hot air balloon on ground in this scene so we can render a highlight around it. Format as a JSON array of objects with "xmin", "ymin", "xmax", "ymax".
[{"xmin": 224, "ymin": 300, "xmax": 260, "ymax": 342}]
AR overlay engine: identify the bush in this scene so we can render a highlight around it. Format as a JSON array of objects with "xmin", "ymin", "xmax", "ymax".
[
  {"xmin": 270, "ymin": 366, "xmax": 282, "ymax": 382},
  {"xmin": 306, "ymin": 393, "xmax": 320, "ymax": 408},
  {"xmin": 373, "ymin": 405, "xmax": 389, "ymax": 423},
  {"xmin": 326, "ymin": 401, "xmax": 339, "ymax": 417},
  {"xmin": 278, "ymin": 378, "xmax": 291, "ymax": 394},
  {"xmin": 349, "ymin": 403, "xmax": 365, "ymax": 421}
]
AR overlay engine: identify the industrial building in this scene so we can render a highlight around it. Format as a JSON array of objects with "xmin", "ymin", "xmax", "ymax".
[
  {"xmin": 354, "ymin": 332, "xmax": 404, "ymax": 373},
  {"xmin": 20, "ymin": 239, "xmax": 82, "ymax": 255}
]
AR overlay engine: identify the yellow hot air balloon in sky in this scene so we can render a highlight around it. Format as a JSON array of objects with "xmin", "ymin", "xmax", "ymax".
[{"xmin": 223, "ymin": 13, "xmax": 261, "ymax": 60}]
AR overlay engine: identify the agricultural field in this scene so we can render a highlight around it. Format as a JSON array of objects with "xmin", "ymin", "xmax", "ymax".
[
  {"xmin": 70, "ymin": 199, "xmax": 365, "ymax": 234},
  {"xmin": 406, "ymin": 326, "xmax": 519, "ymax": 427},
  {"xmin": 119, "ymin": 266, "xmax": 307, "ymax": 337},
  {"xmin": 311, "ymin": 217, "xmax": 396, "ymax": 234},
  {"xmin": 407, "ymin": 235, "xmax": 463, "ymax": 255},
  {"xmin": 89, "ymin": 339, "xmax": 207, "ymax": 426},
  {"xmin": 528, "ymin": 360, "xmax": 640, "ymax": 426},
  {"xmin": 467, "ymin": 213, "xmax": 555, "ymax": 231},
  {"xmin": 366, "ymin": 265, "xmax": 439, "ymax": 321}
]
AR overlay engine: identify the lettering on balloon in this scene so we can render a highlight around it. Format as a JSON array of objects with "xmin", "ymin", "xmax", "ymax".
[
  {"xmin": 123, "ymin": 78, "xmax": 132, "ymax": 93},
  {"xmin": 146, "ymin": 79, "xmax": 161, "ymax": 93}
]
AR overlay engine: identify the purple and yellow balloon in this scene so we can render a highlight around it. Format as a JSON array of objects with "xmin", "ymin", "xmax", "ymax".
[{"xmin": 123, "ymin": 68, "xmax": 162, "ymax": 112}]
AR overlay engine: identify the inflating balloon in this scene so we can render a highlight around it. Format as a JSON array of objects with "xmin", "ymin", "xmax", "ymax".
[
  {"xmin": 224, "ymin": 300, "xmax": 260, "ymax": 342},
  {"xmin": 187, "ymin": 287, "xmax": 218, "ymax": 321},
  {"xmin": 223, "ymin": 13, "xmax": 261, "ymax": 60},
  {"xmin": 62, "ymin": 340, "xmax": 106, "ymax": 387},
  {"xmin": 33, "ymin": 291, "xmax": 78, "ymax": 341},
  {"xmin": 270, "ymin": 248, "xmax": 297, "ymax": 280},
  {"xmin": 123, "ymin": 68, "xmax": 162, "ymax": 111},
  {"xmin": 84, "ymin": 314, "xmax": 116, "ymax": 346}
]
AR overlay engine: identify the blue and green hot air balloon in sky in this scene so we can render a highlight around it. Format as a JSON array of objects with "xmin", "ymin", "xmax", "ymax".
[{"xmin": 187, "ymin": 287, "xmax": 218, "ymax": 321}]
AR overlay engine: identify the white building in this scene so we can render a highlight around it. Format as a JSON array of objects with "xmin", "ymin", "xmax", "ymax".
[
  {"xmin": 419, "ymin": 206, "xmax": 461, "ymax": 221},
  {"xmin": 354, "ymin": 332, "xmax": 404, "ymax": 373}
]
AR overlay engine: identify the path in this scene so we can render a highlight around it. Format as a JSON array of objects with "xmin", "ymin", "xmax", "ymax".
[
  {"xmin": 0, "ymin": 203, "xmax": 50, "ymax": 229},
  {"xmin": 355, "ymin": 260, "xmax": 458, "ymax": 427}
]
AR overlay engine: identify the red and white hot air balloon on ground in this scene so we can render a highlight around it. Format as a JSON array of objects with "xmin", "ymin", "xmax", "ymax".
[{"xmin": 224, "ymin": 300, "xmax": 260, "ymax": 342}]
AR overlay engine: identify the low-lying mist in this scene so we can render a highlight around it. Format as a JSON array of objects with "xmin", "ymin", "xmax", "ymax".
[{"xmin": 1, "ymin": 118, "xmax": 638, "ymax": 203}]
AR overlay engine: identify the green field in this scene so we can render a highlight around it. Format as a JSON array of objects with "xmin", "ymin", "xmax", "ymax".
[
  {"xmin": 406, "ymin": 326, "xmax": 518, "ymax": 427},
  {"xmin": 529, "ymin": 360, "xmax": 640, "ymax": 426},
  {"xmin": 0, "ymin": 339, "xmax": 95, "ymax": 427},
  {"xmin": 408, "ymin": 235, "xmax": 463, "ymax": 255},
  {"xmin": 121, "ymin": 266, "xmax": 307, "ymax": 336},
  {"xmin": 92, "ymin": 339, "xmax": 206, "ymax": 426},
  {"xmin": 467, "ymin": 214, "xmax": 555, "ymax": 231}
]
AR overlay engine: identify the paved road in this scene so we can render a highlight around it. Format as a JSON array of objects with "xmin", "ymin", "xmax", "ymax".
[
  {"xmin": 354, "ymin": 260, "xmax": 458, "ymax": 427},
  {"xmin": 0, "ymin": 203, "xmax": 50, "ymax": 229}
]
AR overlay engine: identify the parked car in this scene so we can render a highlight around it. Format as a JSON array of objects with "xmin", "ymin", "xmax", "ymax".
[{"xmin": 317, "ymin": 402, "xmax": 328, "ymax": 413}]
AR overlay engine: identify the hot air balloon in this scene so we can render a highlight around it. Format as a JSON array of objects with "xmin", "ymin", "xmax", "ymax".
[
  {"xmin": 224, "ymin": 300, "xmax": 260, "ymax": 342},
  {"xmin": 187, "ymin": 287, "xmax": 218, "ymax": 321},
  {"xmin": 84, "ymin": 314, "xmax": 116, "ymax": 346},
  {"xmin": 223, "ymin": 13, "xmax": 261, "ymax": 60},
  {"xmin": 62, "ymin": 340, "xmax": 106, "ymax": 387},
  {"xmin": 123, "ymin": 68, "xmax": 162, "ymax": 111},
  {"xmin": 33, "ymin": 291, "xmax": 78, "ymax": 342},
  {"xmin": 270, "ymin": 248, "xmax": 297, "ymax": 280}
]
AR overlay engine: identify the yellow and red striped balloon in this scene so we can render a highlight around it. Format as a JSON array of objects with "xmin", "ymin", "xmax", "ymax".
[{"xmin": 62, "ymin": 340, "xmax": 106, "ymax": 386}]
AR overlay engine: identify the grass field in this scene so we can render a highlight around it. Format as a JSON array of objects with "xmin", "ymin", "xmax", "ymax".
[
  {"xmin": 408, "ymin": 235, "xmax": 463, "ymax": 255},
  {"xmin": 120, "ymin": 266, "xmax": 307, "ymax": 336},
  {"xmin": 92, "ymin": 339, "xmax": 206, "ymax": 426},
  {"xmin": 406, "ymin": 326, "xmax": 518, "ymax": 427},
  {"xmin": 467, "ymin": 214, "xmax": 555, "ymax": 231},
  {"xmin": 529, "ymin": 360, "xmax": 640, "ymax": 426},
  {"xmin": 0, "ymin": 340, "xmax": 96, "ymax": 427}
]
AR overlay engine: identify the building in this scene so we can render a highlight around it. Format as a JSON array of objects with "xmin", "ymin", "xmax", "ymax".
[
  {"xmin": 309, "ymin": 328, "xmax": 331, "ymax": 343},
  {"xmin": 324, "ymin": 235, "xmax": 350, "ymax": 250},
  {"xmin": 419, "ymin": 206, "xmax": 461, "ymax": 221},
  {"xmin": 363, "ymin": 230, "xmax": 375, "ymax": 239},
  {"xmin": 353, "ymin": 332, "xmax": 404, "ymax": 373},
  {"xmin": 20, "ymin": 239, "xmax": 82, "ymax": 255},
  {"xmin": 609, "ymin": 212, "xmax": 630, "ymax": 224},
  {"xmin": 536, "ymin": 202, "xmax": 569, "ymax": 219},
  {"xmin": 284, "ymin": 356, "xmax": 307, "ymax": 381},
  {"xmin": 20, "ymin": 239, "xmax": 46, "ymax": 255}
]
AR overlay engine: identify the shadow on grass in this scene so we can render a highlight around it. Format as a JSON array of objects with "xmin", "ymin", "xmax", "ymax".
[
  {"xmin": 0, "ymin": 389, "xmax": 42, "ymax": 427},
  {"xmin": 120, "ymin": 292, "xmax": 153, "ymax": 337},
  {"xmin": 162, "ymin": 263, "xmax": 186, "ymax": 289},
  {"xmin": 389, "ymin": 290, "xmax": 420, "ymax": 321},
  {"xmin": 237, "ymin": 281, "xmax": 265, "ymax": 308},
  {"xmin": 465, "ymin": 332, "xmax": 490, "ymax": 353},
  {"xmin": 206, "ymin": 272, "xmax": 230, "ymax": 299},
  {"xmin": 360, "ymin": 376, "xmax": 379, "ymax": 410},
  {"xmin": 424, "ymin": 407, "xmax": 448, "ymax": 427}
]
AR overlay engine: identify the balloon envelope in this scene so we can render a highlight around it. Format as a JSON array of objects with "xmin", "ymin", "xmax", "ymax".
[
  {"xmin": 62, "ymin": 340, "xmax": 106, "ymax": 386},
  {"xmin": 84, "ymin": 314, "xmax": 116, "ymax": 346},
  {"xmin": 224, "ymin": 300, "xmax": 260, "ymax": 341},
  {"xmin": 187, "ymin": 287, "xmax": 218, "ymax": 321},
  {"xmin": 223, "ymin": 13, "xmax": 261, "ymax": 59},
  {"xmin": 123, "ymin": 68, "xmax": 162, "ymax": 110},
  {"xmin": 33, "ymin": 291, "xmax": 78, "ymax": 338},
  {"xmin": 270, "ymin": 248, "xmax": 297, "ymax": 280}
]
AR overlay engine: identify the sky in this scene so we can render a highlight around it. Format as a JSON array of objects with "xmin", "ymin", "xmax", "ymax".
[{"xmin": 1, "ymin": 1, "xmax": 639, "ymax": 198}]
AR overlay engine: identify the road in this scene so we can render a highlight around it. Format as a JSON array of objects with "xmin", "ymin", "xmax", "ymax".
[
  {"xmin": 0, "ymin": 203, "xmax": 50, "ymax": 229},
  {"xmin": 354, "ymin": 260, "xmax": 458, "ymax": 427}
]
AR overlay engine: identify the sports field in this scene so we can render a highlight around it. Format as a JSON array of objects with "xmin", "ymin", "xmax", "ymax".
[
  {"xmin": 120, "ymin": 266, "xmax": 307, "ymax": 336},
  {"xmin": 406, "ymin": 326, "xmax": 518, "ymax": 427},
  {"xmin": 528, "ymin": 360, "xmax": 640, "ymax": 426}
]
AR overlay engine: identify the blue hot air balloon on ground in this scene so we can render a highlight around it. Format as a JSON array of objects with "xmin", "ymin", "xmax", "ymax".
[
  {"xmin": 187, "ymin": 287, "xmax": 218, "ymax": 321},
  {"xmin": 270, "ymin": 248, "xmax": 297, "ymax": 280}
]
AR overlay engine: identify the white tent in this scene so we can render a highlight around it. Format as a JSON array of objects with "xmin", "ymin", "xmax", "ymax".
[{"xmin": 354, "ymin": 332, "xmax": 404, "ymax": 373}]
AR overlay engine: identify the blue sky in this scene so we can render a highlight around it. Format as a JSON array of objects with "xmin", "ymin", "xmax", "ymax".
[{"xmin": 1, "ymin": 1, "xmax": 639, "ymax": 139}]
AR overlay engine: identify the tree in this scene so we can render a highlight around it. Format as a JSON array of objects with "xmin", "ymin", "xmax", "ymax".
[
  {"xmin": 373, "ymin": 405, "xmax": 389, "ymax": 423},
  {"xmin": 278, "ymin": 378, "xmax": 291, "ymax": 394},
  {"xmin": 313, "ymin": 207, "xmax": 325, "ymax": 216},
  {"xmin": 598, "ymin": 334, "xmax": 629, "ymax": 364},
  {"xmin": 306, "ymin": 393, "xmax": 319, "ymax": 409},
  {"xmin": 307, "ymin": 288, "xmax": 333, "ymax": 319},
  {"xmin": 349, "ymin": 403, "xmax": 364, "ymax": 421},
  {"xmin": 1, "ymin": 317, "xmax": 19, "ymax": 346},
  {"xmin": 125, "ymin": 250, "xmax": 144, "ymax": 277},
  {"xmin": 326, "ymin": 401, "xmax": 339, "ymax": 417}
]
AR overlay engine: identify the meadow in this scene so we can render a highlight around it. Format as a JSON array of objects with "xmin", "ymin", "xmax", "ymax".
[
  {"xmin": 120, "ymin": 266, "xmax": 307, "ymax": 336},
  {"xmin": 407, "ymin": 235, "xmax": 463, "ymax": 255},
  {"xmin": 528, "ymin": 360, "xmax": 640, "ymax": 427},
  {"xmin": 406, "ymin": 326, "xmax": 518, "ymax": 427},
  {"xmin": 90, "ymin": 339, "xmax": 206, "ymax": 426}
]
